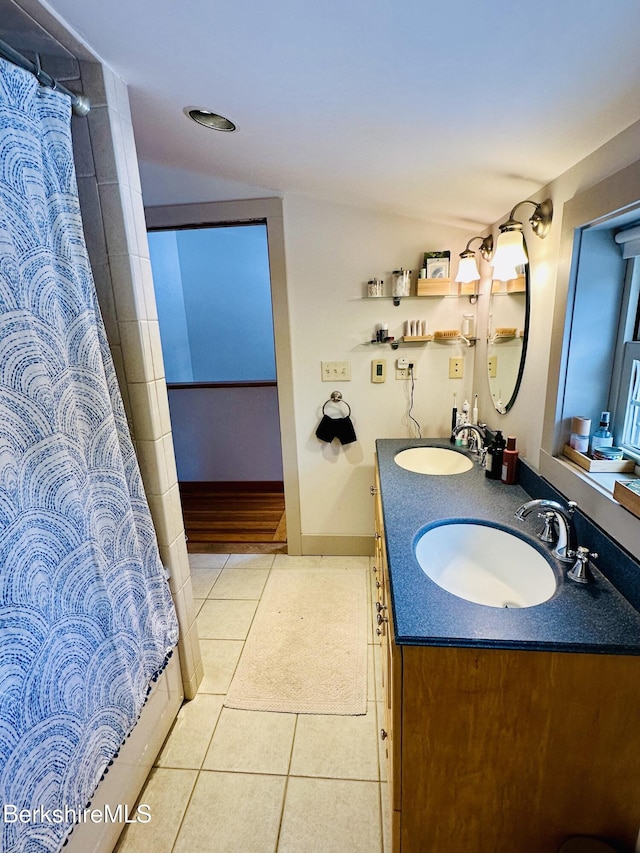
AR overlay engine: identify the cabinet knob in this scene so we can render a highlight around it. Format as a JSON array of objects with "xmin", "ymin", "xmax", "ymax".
[
  {"xmin": 370, "ymin": 485, "xmax": 379, "ymax": 495},
  {"xmin": 375, "ymin": 580, "xmax": 381, "ymax": 588},
  {"xmin": 380, "ymin": 728, "xmax": 388, "ymax": 740},
  {"xmin": 372, "ymin": 565, "xmax": 377, "ymax": 573},
  {"xmin": 377, "ymin": 613, "xmax": 388, "ymax": 625},
  {"xmin": 374, "ymin": 531, "xmax": 381, "ymax": 541},
  {"xmin": 376, "ymin": 627, "xmax": 382, "ymax": 636},
  {"xmin": 375, "ymin": 602, "xmax": 387, "ymax": 613}
]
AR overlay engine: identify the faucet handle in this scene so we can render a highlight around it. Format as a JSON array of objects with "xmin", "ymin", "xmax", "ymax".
[
  {"xmin": 567, "ymin": 545, "xmax": 598, "ymax": 584},
  {"xmin": 537, "ymin": 511, "xmax": 558, "ymax": 543}
]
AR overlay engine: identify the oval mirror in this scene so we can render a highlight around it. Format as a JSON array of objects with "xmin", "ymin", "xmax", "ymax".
[{"xmin": 487, "ymin": 239, "xmax": 530, "ymax": 414}]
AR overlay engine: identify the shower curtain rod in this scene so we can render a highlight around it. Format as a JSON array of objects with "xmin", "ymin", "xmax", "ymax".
[{"xmin": 0, "ymin": 36, "xmax": 90, "ymax": 116}]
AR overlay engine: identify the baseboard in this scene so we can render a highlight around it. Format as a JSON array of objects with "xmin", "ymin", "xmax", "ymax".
[
  {"xmin": 179, "ymin": 480, "xmax": 284, "ymax": 493},
  {"xmin": 299, "ymin": 534, "xmax": 375, "ymax": 556}
]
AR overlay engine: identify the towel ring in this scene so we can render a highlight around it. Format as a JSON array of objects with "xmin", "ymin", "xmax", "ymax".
[{"xmin": 322, "ymin": 390, "xmax": 351, "ymax": 417}]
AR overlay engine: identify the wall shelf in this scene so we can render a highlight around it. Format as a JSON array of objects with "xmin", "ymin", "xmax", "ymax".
[{"xmin": 362, "ymin": 293, "xmax": 479, "ymax": 305}]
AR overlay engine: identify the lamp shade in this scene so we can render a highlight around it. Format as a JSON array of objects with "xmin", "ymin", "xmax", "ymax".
[
  {"xmin": 493, "ymin": 228, "xmax": 528, "ymax": 269},
  {"xmin": 492, "ymin": 260, "xmax": 519, "ymax": 283},
  {"xmin": 455, "ymin": 255, "xmax": 481, "ymax": 284}
]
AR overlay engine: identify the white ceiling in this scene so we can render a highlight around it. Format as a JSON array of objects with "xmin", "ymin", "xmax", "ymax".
[{"xmin": 16, "ymin": 0, "xmax": 640, "ymax": 227}]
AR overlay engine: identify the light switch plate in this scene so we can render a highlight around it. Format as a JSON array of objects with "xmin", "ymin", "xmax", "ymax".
[{"xmin": 321, "ymin": 361, "xmax": 351, "ymax": 381}]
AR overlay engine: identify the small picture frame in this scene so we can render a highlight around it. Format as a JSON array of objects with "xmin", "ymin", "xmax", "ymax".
[{"xmin": 424, "ymin": 251, "xmax": 450, "ymax": 280}]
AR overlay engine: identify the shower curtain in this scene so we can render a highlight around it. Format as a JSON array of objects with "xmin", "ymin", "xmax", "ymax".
[{"xmin": 0, "ymin": 59, "xmax": 178, "ymax": 853}]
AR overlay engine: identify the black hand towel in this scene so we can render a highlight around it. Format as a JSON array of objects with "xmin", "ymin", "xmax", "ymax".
[
  {"xmin": 334, "ymin": 415, "xmax": 357, "ymax": 445},
  {"xmin": 316, "ymin": 414, "xmax": 338, "ymax": 443}
]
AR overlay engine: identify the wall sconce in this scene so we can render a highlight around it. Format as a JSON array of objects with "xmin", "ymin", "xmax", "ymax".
[
  {"xmin": 492, "ymin": 198, "xmax": 553, "ymax": 280},
  {"xmin": 454, "ymin": 235, "xmax": 494, "ymax": 284}
]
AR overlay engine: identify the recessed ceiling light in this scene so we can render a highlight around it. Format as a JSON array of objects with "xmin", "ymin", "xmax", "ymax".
[{"xmin": 185, "ymin": 108, "xmax": 236, "ymax": 132}]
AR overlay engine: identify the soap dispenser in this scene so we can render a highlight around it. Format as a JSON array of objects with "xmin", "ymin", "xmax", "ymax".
[{"xmin": 485, "ymin": 430, "xmax": 506, "ymax": 480}]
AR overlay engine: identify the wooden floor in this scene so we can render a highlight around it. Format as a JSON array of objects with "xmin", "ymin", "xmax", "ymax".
[{"xmin": 179, "ymin": 483, "xmax": 287, "ymax": 554}]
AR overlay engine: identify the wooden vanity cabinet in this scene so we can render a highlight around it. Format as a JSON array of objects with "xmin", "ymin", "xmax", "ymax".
[{"xmin": 373, "ymin": 471, "xmax": 640, "ymax": 853}]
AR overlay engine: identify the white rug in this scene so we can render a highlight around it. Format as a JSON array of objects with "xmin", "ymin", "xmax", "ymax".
[{"xmin": 224, "ymin": 568, "xmax": 368, "ymax": 715}]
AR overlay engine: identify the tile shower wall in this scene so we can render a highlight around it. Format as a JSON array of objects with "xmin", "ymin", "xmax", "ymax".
[{"xmin": 74, "ymin": 59, "xmax": 202, "ymax": 698}]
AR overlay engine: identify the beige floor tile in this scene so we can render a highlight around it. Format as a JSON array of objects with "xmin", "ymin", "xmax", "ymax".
[
  {"xmin": 225, "ymin": 553, "xmax": 275, "ymax": 568},
  {"xmin": 114, "ymin": 767, "xmax": 197, "ymax": 853},
  {"xmin": 202, "ymin": 707, "xmax": 296, "ymax": 774},
  {"xmin": 209, "ymin": 567, "xmax": 270, "ymax": 599},
  {"xmin": 279, "ymin": 776, "xmax": 381, "ymax": 853},
  {"xmin": 196, "ymin": 598, "xmax": 258, "ymax": 640},
  {"xmin": 272, "ymin": 554, "xmax": 324, "ymax": 568},
  {"xmin": 380, "ymin": 782, "xmax": 392, "ymax": 852},
  {"xmin": 155, "ymin": 694, "xmax": 224, "ymax": 769},
  {"xmin": 190, "ymin": 566, "xmax": 223, "ymax": 598},
  {"xmin": 188, "ymin": 553, "xmax": 229, "ymax": 569},
  {"xmin": 198, "ymin": 639, "xmax": 244, "ymax": 694},
  {"xmin": 173, "ymin": 770, "xmax": 285, "ymax": 853},
  {"xmin": 289, "ymin": 701, "xmax": 379, "ymax": 780},
  {"xmin": 322, "ymin": 556, "xmax": 371, "ymax": 569}
]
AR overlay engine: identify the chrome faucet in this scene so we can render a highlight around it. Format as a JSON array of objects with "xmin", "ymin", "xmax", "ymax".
[
  {"xmin": 514, "ymin": 498, "xmax": 578, "ymax": 563},
  {"xmin": 452, "ymin": 423, "xmax": 487, "ymax": 460}
]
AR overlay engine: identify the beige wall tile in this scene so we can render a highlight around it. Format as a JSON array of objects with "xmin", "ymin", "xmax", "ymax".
[
  {"xmin": 136, "ymin": 438, "xmax": 170, "ymax": 496},
  {"xmin": 148, "ymin": 320, "xmax": 165, "ymax": 380},
  {"xmin": 119, "ymin": 320, "xmax": 153, "ymax": 383},
  {"xmin": 128, "ymin": 382, "xmax": 162, "ymax": 440},
  {"xmin": 109, "ymin": 253, "xmax": 145, "ymax": 322}
]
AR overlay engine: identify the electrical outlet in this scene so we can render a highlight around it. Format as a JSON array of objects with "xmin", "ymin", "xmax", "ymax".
[
  {"xmin": 321, "ymin": 361, "xmax": 351, "ymax": 381},
  {"xmin": 488, "ymin": 355, "xmax": 497, "ymax": 378},
  {"xmin": 396, "ymin": 357, "xmax": 417, "ymax": 379},
  {"xmin": 449, "ymin": 357, "xmax": 464, "ymax": 379}
]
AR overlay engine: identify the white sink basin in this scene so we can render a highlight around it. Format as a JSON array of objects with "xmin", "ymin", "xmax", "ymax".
[
  {"xmin": 394, "ymin": 447, "xmax": 473, "ymax": 475},
  {"xmin": 414, "ymin": 522, "xmax": 557, "ymax": 608}
]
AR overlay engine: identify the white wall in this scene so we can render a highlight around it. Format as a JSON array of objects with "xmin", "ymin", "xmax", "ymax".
[
  {"xmin": 140, "ymin": 117, "xmax": 640, "ymax": 552},
  {"xmin": 281, "ymin": 194, "xmax": 474, "ymax": 551},
  {"xmin": 472, "ymin": 117, "xmax": 640, "ymax": 471}
]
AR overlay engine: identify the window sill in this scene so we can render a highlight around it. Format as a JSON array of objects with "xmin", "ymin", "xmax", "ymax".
[{"xmin": 538, "ymin": 449, "xmax": 640, "ymax": 562}]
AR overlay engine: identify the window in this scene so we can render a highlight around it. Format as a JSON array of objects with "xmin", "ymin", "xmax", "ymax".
[
  {"xmin": 611, "ymin": 233, "xmax": 640, "ymax": 459},
  {"xmin": 619, "ymin": 342, "xmax": 640, "ymax": 453}
]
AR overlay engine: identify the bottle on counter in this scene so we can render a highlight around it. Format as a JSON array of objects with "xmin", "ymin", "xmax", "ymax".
[
  {"xmin": 590, "ymin": 411, "xmax": 613, "ymax": 455},
  {"xmin": 485, "ymin": 430, "xmax": 506, "ymax": 480},
  {"xmin": 569, "ymin": 416, "xmax": 591, "ymax": 454},
  {"xmin": 501, "ymin": 436, "xmax": 519, "ymax": 484}
]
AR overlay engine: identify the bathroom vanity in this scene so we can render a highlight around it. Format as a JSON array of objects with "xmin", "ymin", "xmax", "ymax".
[{"xmin": 374, "ymin": 439, "xmax": 640, "ymax": 853}]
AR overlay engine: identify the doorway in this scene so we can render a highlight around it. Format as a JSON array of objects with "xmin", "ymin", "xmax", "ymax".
[{"xmin": 146, "ymin": 200, "xmax": 299, "ymax": 553}]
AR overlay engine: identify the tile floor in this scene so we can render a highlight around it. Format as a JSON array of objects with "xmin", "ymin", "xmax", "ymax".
[{"xmin": 114, "ymin": 554, "xmax": 391, "ymax": 853}]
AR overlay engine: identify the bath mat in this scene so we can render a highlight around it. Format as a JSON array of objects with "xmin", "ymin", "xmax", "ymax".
[{"xmin": 224, "ymin": 568, "xmax": 368, "ymax": 715}]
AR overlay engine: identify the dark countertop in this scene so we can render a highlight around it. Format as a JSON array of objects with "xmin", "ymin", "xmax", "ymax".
[{"xmin": 376, "ymin": 438, "xmax": 640, "ymax": 654}]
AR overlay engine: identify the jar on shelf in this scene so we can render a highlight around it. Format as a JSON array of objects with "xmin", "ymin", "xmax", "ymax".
[{"xmin": 392, "ymin": 269, "xmax": 411, "ymax": 298}]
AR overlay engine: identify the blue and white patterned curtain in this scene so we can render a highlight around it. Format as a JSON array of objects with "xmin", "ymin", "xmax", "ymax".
[{"xmin": 0, "ymin": 59, "xmax": 179, "ymax": 853}]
